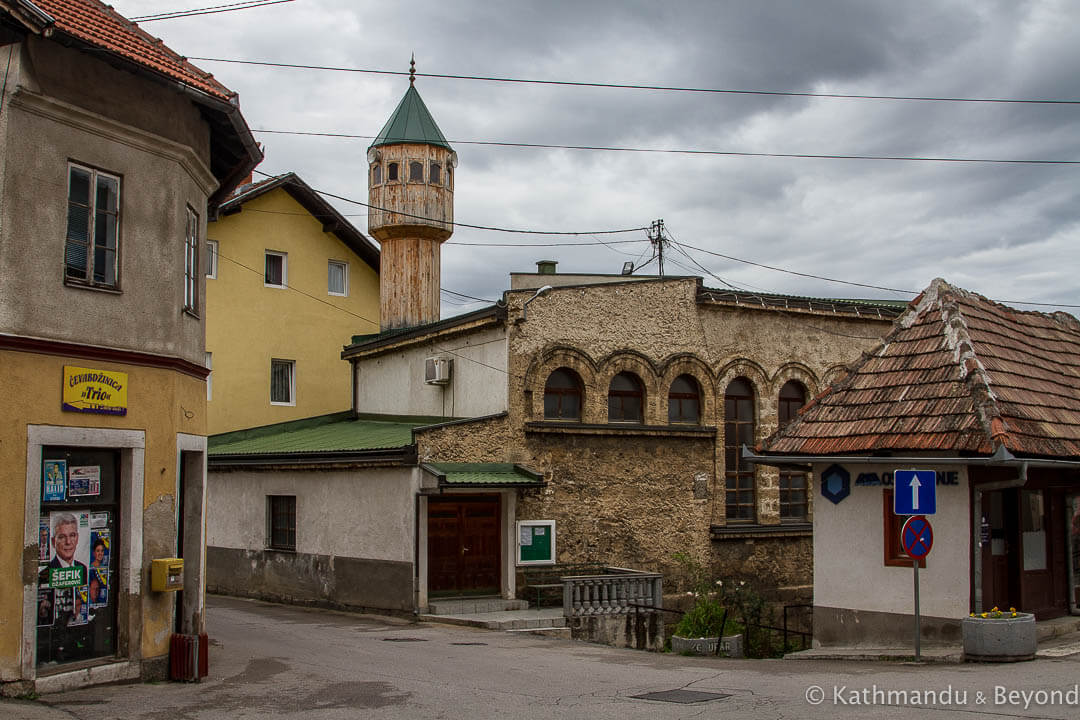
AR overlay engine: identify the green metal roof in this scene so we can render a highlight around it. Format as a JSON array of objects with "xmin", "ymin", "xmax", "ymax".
[
  {"xmin": 422, "ymin": 463, "xmax": 544, "ymax": 487},
  {"xmin": 370, "ymin": 85, "xmax": 453, "ymax": 151},
  {"xmin": 209, "ymin": 415, "xmax": 436, "ymax": 456}
]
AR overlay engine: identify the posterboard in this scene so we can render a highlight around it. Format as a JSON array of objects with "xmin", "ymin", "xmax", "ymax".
[{"xmin": 516, "ymin": 520, "xmax": 556, "ymax": 566}]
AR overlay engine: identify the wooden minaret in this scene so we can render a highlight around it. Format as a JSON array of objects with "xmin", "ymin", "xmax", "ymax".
[{"xmin": 367, "ymin": 58, "xmax": 457, "ymax": 330}]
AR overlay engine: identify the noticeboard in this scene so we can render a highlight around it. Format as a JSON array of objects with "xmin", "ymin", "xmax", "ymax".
[{"xmin": 516, "ymin": 520, "xmax": 556, "ymax": 566}]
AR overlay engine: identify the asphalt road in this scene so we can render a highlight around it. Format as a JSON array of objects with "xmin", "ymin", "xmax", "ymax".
[{"xmin": 5, "ymin": 595, "xmax": 1080, "ymax": 719}]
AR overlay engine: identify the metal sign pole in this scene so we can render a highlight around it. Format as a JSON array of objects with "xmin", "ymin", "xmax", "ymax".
[{"xmin": 913, "ymin": 560, "xmax": 921, "ymax": 661}]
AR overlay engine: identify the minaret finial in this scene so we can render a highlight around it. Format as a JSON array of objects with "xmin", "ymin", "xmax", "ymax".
[{"xmin": 409, "ymin": 54, "xmax": 416, "ymax": 86}]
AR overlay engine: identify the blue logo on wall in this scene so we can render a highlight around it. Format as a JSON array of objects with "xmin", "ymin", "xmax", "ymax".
[{"xmin": 821, "ymin": 464, "xmax": 851, "ymax": 505}]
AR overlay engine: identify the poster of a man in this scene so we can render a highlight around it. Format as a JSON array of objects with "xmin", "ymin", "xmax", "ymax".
[
  {"xmin": 89, "ymin": 568, "xmax": 108, "ymax": 607},
  {"xmin": 45, "ymin": 512, "xmax": 89, "ymax": 584},
  {"xmin": 37, "ymin": 589, "xmax": 54, "ymax": 627},
  {"xmin": 39, "ymin": 519, "xmax": 50, "ymax": 562}
]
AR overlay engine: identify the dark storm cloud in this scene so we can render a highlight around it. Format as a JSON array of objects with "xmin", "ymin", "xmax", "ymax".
[{"xmin": 116, "ymin": 0, "xmax": 1080, "ymax": 314}]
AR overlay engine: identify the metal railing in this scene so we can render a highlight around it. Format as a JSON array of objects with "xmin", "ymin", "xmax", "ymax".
[{"xmin": 561, "ymin": 567, "xmax": 663, "ymax": 618}]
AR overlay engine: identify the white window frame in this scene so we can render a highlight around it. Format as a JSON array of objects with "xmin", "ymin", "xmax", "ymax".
[
  {"xmin": 205, "ymin": 352, "xmax": 213, "ymax": 401},
  {"xmin": 270, "ymin": 358, "xmax": 295, "ymax": 406},
  {"xmin": 328, "ymin": 260, "xmax": 348, "ymax": 297},
  {"xmin": 65, "ymin": 163, "xmax": 121, "ymax": 289},
  {"xmin": 183, "ymin": 206, "xmax": 199, "ymax": 314},
  {"xmin": 264, "ymin": 250, "xmax": 287, "ymax": 288},
  {"xmin": 206, "ymin": 239, "xmax": 218, "ymax": 279}
]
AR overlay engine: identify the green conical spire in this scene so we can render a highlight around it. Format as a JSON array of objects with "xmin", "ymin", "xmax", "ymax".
[{"xmin": 369, "ymin": 64, "xmax": 453, "ymax": 151}]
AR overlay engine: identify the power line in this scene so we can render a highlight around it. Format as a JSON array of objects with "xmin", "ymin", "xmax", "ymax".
[
  {"xmin": 252, "ymin": 129, "xmax": 1080, "ymax": 166},
  {"xmin": 132, "ymin": 0, "xmax": 294, "ymax": 23},
  {"xmin": 186, "ymin": 57, "xmax": 1080, "ymax": 106},
  {"xmin": 250, "ymin": 169, "xmax": 649, "ymax": 236}
]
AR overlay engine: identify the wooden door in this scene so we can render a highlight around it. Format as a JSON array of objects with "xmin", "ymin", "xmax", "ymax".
[{"xmin": 427, "ymin": 496, "xmax": 501, "ymax": 595}]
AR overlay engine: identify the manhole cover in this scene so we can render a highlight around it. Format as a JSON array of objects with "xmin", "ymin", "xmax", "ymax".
[
  {"xmin": 450, "ymin": 642, "xmax": 488, "ymax": 646},
  {"xmin": 381, "ymin": 637, "xmax": 428, "ymax": 642},
  {"xmin": 631, "ymin": 690, "xmax": 731, "ymax": 704}
]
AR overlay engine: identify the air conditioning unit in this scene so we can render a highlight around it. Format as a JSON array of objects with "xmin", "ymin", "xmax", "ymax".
[{"xmin": 424, "ymin": 357, "xmax": 452, "ymax": 385}]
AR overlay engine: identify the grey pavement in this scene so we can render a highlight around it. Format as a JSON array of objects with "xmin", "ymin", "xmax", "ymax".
[{"xmin": 4, "ymin": 594, "xmax": 1080, "ymax": 719}]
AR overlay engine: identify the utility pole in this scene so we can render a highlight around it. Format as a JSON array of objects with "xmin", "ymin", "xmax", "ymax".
[{"xmin": 648, "ymin": 219, "xmax": 666, "ymax": 276}]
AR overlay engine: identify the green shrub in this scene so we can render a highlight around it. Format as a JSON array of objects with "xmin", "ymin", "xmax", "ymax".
[{"xmin": 674, "ymin": 597, "xmax": 729, "ymax": 638}]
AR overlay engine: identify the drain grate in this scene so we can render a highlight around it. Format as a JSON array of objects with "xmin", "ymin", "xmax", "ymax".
[
  {"xmin": 631, "ymin": 689, "xmax": 731, "ymax": 704},
  {"xmin": 381, "ymin": 637, "xmax": 428, "ymax": 642},
  {"xmin": 450, "ymin": 642, "xmax": 488, "ymax": 646}
]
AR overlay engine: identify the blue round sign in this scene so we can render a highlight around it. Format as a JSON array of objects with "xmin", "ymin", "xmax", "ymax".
[{"xmin": 901, "ymin": 515, "xmax": 933, "ymax": 559}]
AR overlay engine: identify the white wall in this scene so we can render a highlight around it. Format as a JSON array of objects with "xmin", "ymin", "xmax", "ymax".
[
  {"xmin": 207, "ymin": 467, "xmax": 417, "ymax": 563},
  {"xmin": 354, "ymin": 326, "xmax": 507, "ymax": 418},
  {"xmin": 813, "ymin": 462, "xmax": 970, "ymax": 619}
]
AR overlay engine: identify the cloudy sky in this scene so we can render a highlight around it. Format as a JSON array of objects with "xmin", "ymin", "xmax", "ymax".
[{"xmin": 114, "ymin": 0, "xmax": 1080, "ymax": 316}]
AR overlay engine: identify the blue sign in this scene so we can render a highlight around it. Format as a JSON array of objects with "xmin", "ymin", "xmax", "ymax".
[
  {"xmin": 821, "ymin": 464, "xmax": 851, "ymax": 505},
  {"xmin": 901, "ymin": 515, "xmax": 934, "ymax": 559},
  {"xmin": 894, "ymin": 469, "xmax": 936, "ymax": 515}
]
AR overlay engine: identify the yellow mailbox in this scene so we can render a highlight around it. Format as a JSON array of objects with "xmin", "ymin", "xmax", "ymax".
[{"xmin": 151, "ymin": 558, "xmax": 184, "ymax": 592}]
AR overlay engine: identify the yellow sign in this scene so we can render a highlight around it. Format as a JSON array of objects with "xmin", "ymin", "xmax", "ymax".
[{"xmin": 63, "ymin": 366, "xmax": 128, "ymax": 416}]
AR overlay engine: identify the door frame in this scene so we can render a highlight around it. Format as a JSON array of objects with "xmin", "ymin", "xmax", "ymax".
[{"xmin": 416, "ymin": 488, "xmax": 517, "ymax": 611}]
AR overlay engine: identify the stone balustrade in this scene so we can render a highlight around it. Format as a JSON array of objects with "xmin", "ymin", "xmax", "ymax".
[{"xmin": 561, "ymin": 567, "xmax": 663, "ymax": 618}]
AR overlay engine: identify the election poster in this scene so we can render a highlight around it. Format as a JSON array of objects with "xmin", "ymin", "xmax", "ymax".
[
  {"xmin": 43, "ymin": 460, "xmax": 66, "ymax": 502},
  {"xmin": 68, "ymin": 466, "xmax": 101, "ymax": 497}
]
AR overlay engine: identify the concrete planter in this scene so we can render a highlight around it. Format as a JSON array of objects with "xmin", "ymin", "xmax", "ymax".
[
  {"xmin": 671, "ymin": 634, "xmax": 743, "ymax": 658},
  {"xmin": 962, "ymin": 613, "xmax": 1036, "ymax": 662}
]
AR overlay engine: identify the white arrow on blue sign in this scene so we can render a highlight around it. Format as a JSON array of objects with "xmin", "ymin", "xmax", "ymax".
[{"xmin": 894, "ymin": 469, "xmax": 936, "ymax": 515}]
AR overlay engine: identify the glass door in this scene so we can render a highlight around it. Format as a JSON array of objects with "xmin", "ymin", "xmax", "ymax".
[{"xmin": 37, "ymin": 447, "xmax": 119, "ymax": 668}]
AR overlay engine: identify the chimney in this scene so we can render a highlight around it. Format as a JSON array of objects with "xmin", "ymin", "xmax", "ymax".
[{"xmin": 536, "ymin": 260, "xmax": 558, "ymax": 275}]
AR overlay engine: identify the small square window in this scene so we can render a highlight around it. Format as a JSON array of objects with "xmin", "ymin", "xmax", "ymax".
[
  {"xmin": 265, "ymin": 251, "xmax": 287, "ymax": 287},
  {"xmin": 328, "ymin": 260, "xmax": 348, "ymax": 296},
  {"xmin": 883, "ymin": 489, "xmax": 925, "ymax": 568},
  {"xmin": 267, "ymin": 495, "xmax": 296, "ymax": 551},
  {"xmin": 206, "ymin": 239, "xmax": 218, "ymax": 279},
  {"xmin": 270, "ymin": 359, "xmax": 295, "ymax": 405},
  {"xmin": 205, "ymin": 352, "xmax": 213, "ymax": 401}
]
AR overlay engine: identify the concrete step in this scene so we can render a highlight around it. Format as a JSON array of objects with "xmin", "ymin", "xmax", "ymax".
[
  {"xmin": 419, "ymin": 607, "xmax": 566, "ymax": 631},
  {"xmin": 507, "ymin": 627, "xmax": 572, "ymax": 639},
  {"xmin": 426, "ymin": 598, "xmax": 529, "ymax": 615}
]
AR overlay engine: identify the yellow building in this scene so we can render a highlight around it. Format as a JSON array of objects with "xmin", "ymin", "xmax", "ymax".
[
  {"xmin": 205, "ymin": 173, "xmax": 380, "ymax": 434},
  {"xmin": 0, "ymin": 0, "xmax": 259, "ymax": 693}
]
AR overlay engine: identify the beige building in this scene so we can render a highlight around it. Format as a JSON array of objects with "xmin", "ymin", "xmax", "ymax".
[{"xmin": 0, "ymin": 0, "xmax": 258, "ymax": 694}]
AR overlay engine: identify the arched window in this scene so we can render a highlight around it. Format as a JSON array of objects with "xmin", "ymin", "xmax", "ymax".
[
  {"xmin": 372, "ymin": 163, "xmax": 382, "ymax": 185},
  {"xmin": 409, "ymin": 161, "xmax": 424, "ymax": 182},
  {"xmin": 387, "ymin": 162, "xmax": 399, "ymax": 182},
  {"xmin": 725, "ymin": 377, "xmax": 756, "ymax": 522},
  {"xmin": 608, "ymin": 372, "xmax": 644, "ymax": 423},
  {"xmin": 544, "ymin": 368, "xmax": 582, "ymax": 421},
  {"xmin": 430, "ymin": 162, "xmax": 441, "ymax": 185},
  {"xmin": 778, "ymin": 380, "xmax": 808, "ymax": 520},
  {"xmin": 668, "ymin": 374, "xmax": 701, "ymax": 424}
]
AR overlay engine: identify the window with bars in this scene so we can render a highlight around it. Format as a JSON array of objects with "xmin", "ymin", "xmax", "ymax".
[
  {"xmin": 183, "ymin": 207, "xmax": 199, "ymax": 313},
  {"xmin": 608, "ymin": 372, "xmax": 644, "ymax": 423},
  {"xmin": 778, "ymin": 380, "xmax": 808, "ymax": 520},
  {"xmin": 267, "ymin": 495, "xmax": 296, "ymax": 551},
  {"xmin": 65, "ymin": 164, "xmax": 120, "ymax": 289},
  {"xmin": 270, "ymin": 359, "xmax": 295, "ymax": 405},
  {"xmin": 543, "ymin": 368, "xmax": 582, "ymax": 420},
  {"xmin": 725, "ymin": 377, "xmax": 756, "ymax": 522},
  {"xmin": 668, "ymin": 374, "xmax": 701, "ymax": 424}
]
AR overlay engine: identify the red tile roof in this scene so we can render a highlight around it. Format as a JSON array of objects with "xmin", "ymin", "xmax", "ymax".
[
  {"xmin": 762, "ymin": 278, "xmax": 1080, "ymax": 459},
  {"xmin": 26, "ymin": 0, "xmax": 233, "ymax": 101}
]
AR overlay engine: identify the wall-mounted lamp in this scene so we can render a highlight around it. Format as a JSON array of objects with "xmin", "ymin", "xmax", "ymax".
[{"xmin": 517, "ymin": 285, "xmax": 553, "ymax": 323}]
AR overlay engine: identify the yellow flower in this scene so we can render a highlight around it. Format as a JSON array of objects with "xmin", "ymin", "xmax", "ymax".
[
  {"xmin": 980, "ymin": 612, "xmax": 988, "ymax": 618},
  {"xmin": 1009, "ymin": 607, "xmax": 1016, "ymax": 612},
  {"xmin": 969, "ymin": 613, "xmax": 975, "ymax": 617},
  {"xmin": 1011, "ymin": 612, "xmax": 1018, "ymax": 617},
  {"xmin": 991, "ymin": 606, "xmax": 999, "ymax": 612}
]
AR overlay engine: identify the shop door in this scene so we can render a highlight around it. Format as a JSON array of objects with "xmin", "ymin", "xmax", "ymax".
[
  {"xmin": 1068, "ymin": 495, "xmax": 1080, "ymax": 614},
  {"xmin": 981, "ymin": 490, "xmax": 1020, "ymax": 612},
  {"xmin": 37, "ymin": 447, "xmax": 119, "ymax": 667},
  {"xmin": 427, "ymin": 496, "xmax": 501, "ymax": 596},
  {"xmin": 1019, "ymin": 490, "xmax": 1068, "ymax": 619}
]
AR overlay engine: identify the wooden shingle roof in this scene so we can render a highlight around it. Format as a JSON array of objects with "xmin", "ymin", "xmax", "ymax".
[{"xmin": 763, "ymin": 278, "xmax": 1080, "ymax": 459}]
